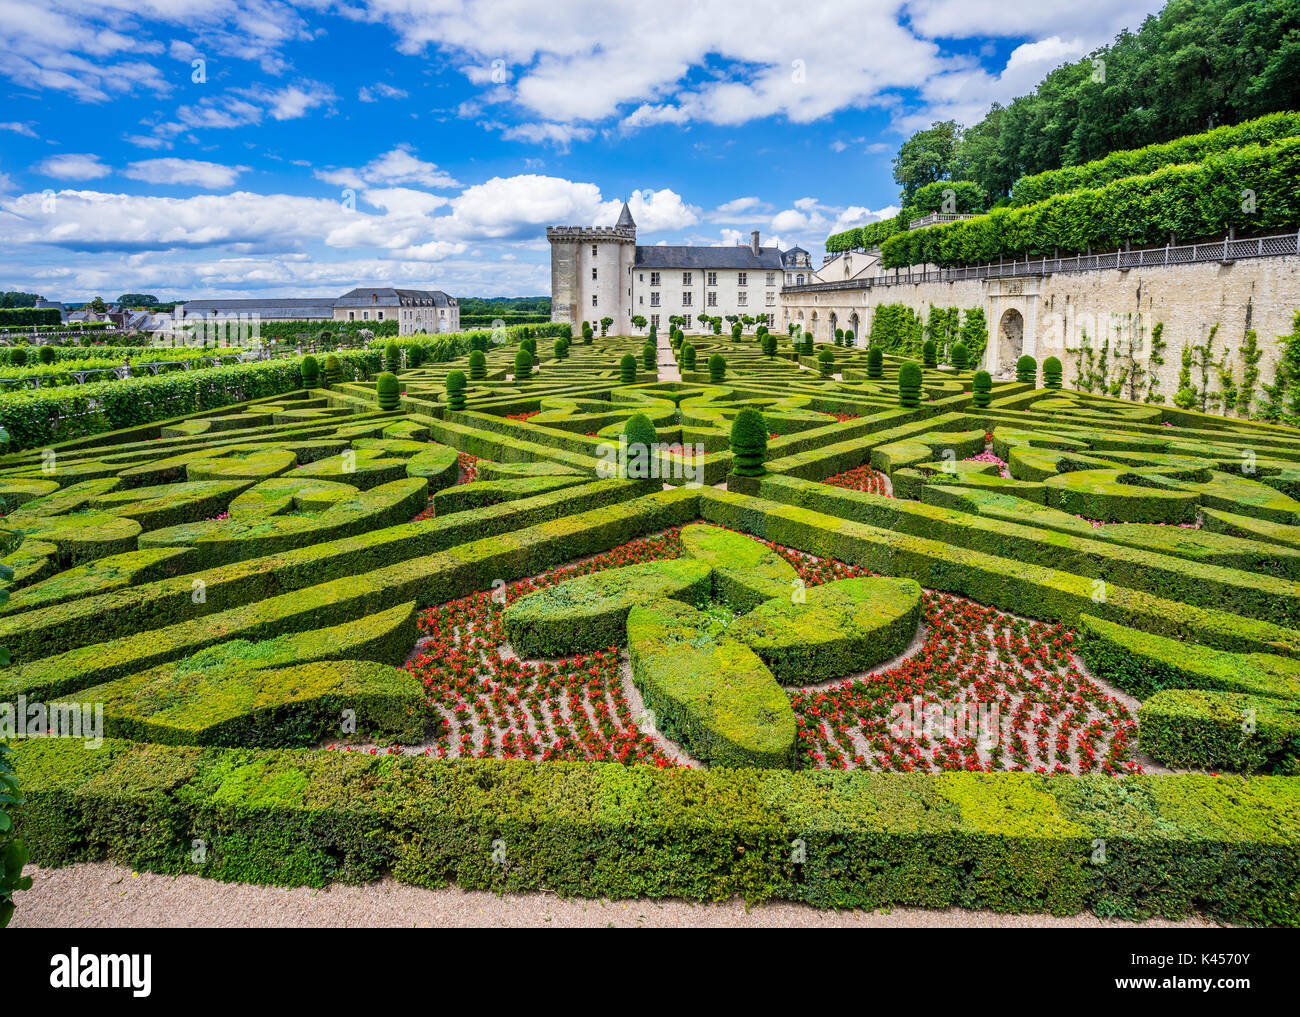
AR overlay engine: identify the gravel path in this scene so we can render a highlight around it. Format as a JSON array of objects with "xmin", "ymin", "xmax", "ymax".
[{"xmin": 13, "ymin": 863, "xmax": 1221, "ymax": 928}]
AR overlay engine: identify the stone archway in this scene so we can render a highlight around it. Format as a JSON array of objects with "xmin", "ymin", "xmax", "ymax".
[
  {"xmin": 848, "ymin": 312, "xmax": 860, "ymax": 345},
  {"xmin": 997, "ymin": 308, "xmax": 1024, "ymax": 368}
]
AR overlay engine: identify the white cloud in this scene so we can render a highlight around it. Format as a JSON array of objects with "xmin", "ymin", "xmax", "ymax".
[
  {"xmin": 157, "ymin": 81, "xmax": 335, "ymax": 138},
  {"xmin": 496, "ymin": 122, "xmax": 594, "ymax": 148},
  {"xmin": 443, "ymin": 174, "xmax": 606, "ymax": 239},
  {"xmin": 124, "ymin": 158, "xmax": 249, "ymax": 188},
  {"xmin": 315, "ymin": 147, "xmax": 460, "ymax": 191},
  {"xmin": 0, "ymin": 122, "xmax": 37, "ymax": 138},
  {"xmin": 358, "ymin": 83, "xmax": 409, "ymax": 102},
  {"xmin": 35, "ymin": 153, "xmax": 111, "ymax": 180},
  {"xmin": 598, "ymin": 188, "xmax": 699, "ymax": 233}
]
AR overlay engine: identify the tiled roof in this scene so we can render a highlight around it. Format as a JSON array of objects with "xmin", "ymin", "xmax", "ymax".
[{"xmin": 634, "ymin": 246, "xmax": 785, "ymax": 270}]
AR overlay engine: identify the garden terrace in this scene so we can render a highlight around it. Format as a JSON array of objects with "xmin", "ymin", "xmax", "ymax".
[{"xmin": 3, "ymin": 330, "xmax": 1299, "ymax": 925}]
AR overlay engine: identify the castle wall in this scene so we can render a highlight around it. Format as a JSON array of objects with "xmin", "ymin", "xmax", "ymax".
[{"xmin": 781, "ymin": 254, "xmax": 1300, "ymax": 407}]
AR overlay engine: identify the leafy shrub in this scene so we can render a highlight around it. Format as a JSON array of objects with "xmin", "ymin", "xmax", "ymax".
[
  {"xmin": 729, "ymin": 408, "xmax": 768, "ymax": 477},
  {"xmin": 680, "ymin": 343, "xmax": 696, "ymax": 371},
  {"xmin": 708, "ymin": 354, "xmax": 726, "ymax": 383},
  {"xmin": 761, "ymin": 333, "xmax": 777, "ymax": 357},
  {"xmin": 619, "ymin": 353, "xmax": 637, "ymax": 384},
  {"xmin": 323, "ymin": 355, "xmax": 342, "ymax": 386},
  {"xmin": 468, "ymin": 349, "xmax": 487, "ymax": 380},
  {"xmin": 0, "ymin": 742, "xmax": 31, "ymax": 928},
  {"xmin": 37, "ymin": 346, "xmax": 55, "ymax": 365},
  {"xmin": 384, "ymin": 341, "xmax": 400, "ymax": 373},
  {"xmin": 922, "ymin": 339, "xmax": 937, "ymax": 368},
  {"xmin": 972, "ymin": 370, "xmax": 993, "ymax": 407},
  {"xmin": 642, "ymin": 343, "xmax": 656, "ymax": 371},
  {"xmin": 867, "ymin": 347, "xmax": 884, "ymax": 378},
  {"xmin": 817, "ymin": 348, "xmax": 834, "ymax": 378},
  {"xmin": 9, "ymin": 348, "xmax": 25, "ymax": 367},
  {"xmin": 301, "ymin": 355, "xmax": 319, "ymax": 388},
  {"xmin": 950, "ymin": 342, "xmax": 970, "ymax": 371},
  {"xmin": 514, "ymin": 347, "xmax": 534, "ymax": 380},
  {"xmin": 898, "ymin": 361, "xmax": 923, "ymax": 407},
  {"xmin": 376, "ymin": 371, "xmax": 400, "ymax": 410}
]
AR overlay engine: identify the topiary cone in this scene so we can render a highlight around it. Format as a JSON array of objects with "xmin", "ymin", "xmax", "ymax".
[
  {"xmin": 324, "ymin": 354, "xmax": 342, "ymax": 386},
  {"xmin": 708, "ymin": 353, "xmax": 726, "ymax": 383},
  {"xmin": 867, "ymin": 347, "xmax": 883, "ymax": 379},
  {"xmin": 468, "ymin": 349, "xmax": 487, "ymax": 380},
  {"xmin": 729, "ymin": 408, "xmax": 768, "ymax": 477},
  {"xmin": 680, "ymin": 343, "xmax": 696, "ymax": 371},
  {"xmin": 514, "ymin": 347, "xmax": 533, "ymax": 381},
  {"xmin": 301, "ymin": 354, "xmax": 320, "ymax": 388},
  {"xmin": 898, "ymin": 361, "xmax": 923, "ymax": 407},
  {"xmin": 1016, "ymin": 354, "xmax": 1037, "ymax": 385},
  {"xmin": 922, "ymin": 339, "xmax": 937, "ymax": 368},
  {"xmin": 384, "ymin": 341, "xmax": 400, "ymax": 373},
  {"xmin": 817, "ymin": 348, "xmax": 834, "ymax": 378},
  {"xmin": 619, "ymin": 353, "xmax": 637, "ymax": 384},
  {"xmin": 377, "ymin": 371, "xmax": 401, "ymax": 410},
  {"xmin": 950, "ymin": 342, "xmax": 970, "ymax": 371},
  {"xmin": 642, "ymin": 343, "xmax": 656, "ymax": 371},
  {"xmin": 1043, "ymin": 356, "xmax": 1063, "ymax": 389},
  {"xmin": 972, "ymin": 370, "xmax": 992, "ymax": 408},
  {"xmin": 444, "ymin": 369, "xmax": 467, "ymax": 411}
]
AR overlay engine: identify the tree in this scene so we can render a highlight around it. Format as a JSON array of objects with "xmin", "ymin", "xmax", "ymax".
[
  {"xmin": 88, "ymin": 296, "xmax": 107, "ymax": 314},
  {"xmin": 117, "ymin": 293, "xmax": 158, "ymax": 306},
  {"xmin": 892, "ymin": 120, "xmax": 962, "ymax": 204}
]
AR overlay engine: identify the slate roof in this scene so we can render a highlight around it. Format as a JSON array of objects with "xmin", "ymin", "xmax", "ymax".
[
  {"xmin": 335, "ymin": 288, "xmax": 455, "ymax": 307},
  {"xmin": 179, "ymin": 298, "xmax": 337, "ymax": 319},
  {"xmin": 615, "ymin": 202, "xmax": 636, "ymax": 230},
  {"xmin": 634, "ymin": 246, "xmax": 786, "ymax": 270}
]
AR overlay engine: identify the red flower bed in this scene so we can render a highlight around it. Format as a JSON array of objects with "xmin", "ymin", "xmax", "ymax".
[
  {"xmin": 822, "ymin": 463, "xmax": 890, "ymax": 496},
  {"xmin": 359, "ymin": 525, "xmax": 1137, "ymax": 776},
  {"xmin": 823, "ymin": 412, "xmax": 860, "ymax": 423},
  {"xmin": 411, "ymin": 451, "xmax": 481, "ymax": 521},
  {"xmin": 506, "ymin": 410, "xmax": 540, "ymax": 422}
]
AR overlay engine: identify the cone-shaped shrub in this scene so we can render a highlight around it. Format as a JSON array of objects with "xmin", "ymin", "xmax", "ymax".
[
  {"xmin": 619, "ymin": 353, "xmax": 637, "ymax": 384},
  {"xmin": 950, "ymin": 342, "xmax": 970, "ymax": 371},
  {"xmin": 377, "ymin": 371, "xmax": 401, "ymax": 410},
  {"xmin": 922, "ymin": 339, "xmax": 937, "ymax": 368},
  {"xmin": 817, "ymin": 347, "xmax": 835, "ymax": 378},
  {"xmin": 39, "ymin": 345, "xmax": 55, "ymax": 365},
  {"xmin": 582, "ymin": 322, "xmax": 593, "ymax": 343},
  {"xmin": 444, "ymin": 370, "xmax": 467, "ymax": 411},
  {"xmin": 867, "ymin": 347, "xmax": 883, "ymax": 378},
  {"xmin": 708, "ymin": 353, "xmax": 726, "ymax": 383},
  {"xmin": 972, "ymin": 370, "xmax": 993, "ymax": 407},
  {"xmin": 622, "ymin": 412, "xmax": 657, "ymax": 479},
  {"xmin": 384, "ymin": 341, "xmax": 400, "ymax": 373},
  {"xmin": 323, "ymin": 354, "xmax": 342, "ymax": 386},
  {"xmin": 468, "ymin": 349, "xmax": 486, "ymax": 380},
  {"xmin": 680, "ymin": 343, "xmax": 696, "ymax": 371},
  {"xmin": 301, "ymin": 354, "xmax": 319, "ymax": 388},
  {"xmin": 642, "ymin": 343, "xmax": 656, "ymax": 371},
  {"xmin": 514, "ymin": 347, "xmax": 533, "ymax": 380},
  {"xmin": 761, "ymin": 333, "xmax": 777, "ymax": 357},
  {"xmin": 898, "ymin": 361, "xmax": 923, "ymax": 407},
  {"xmin": 554, "ymin": 338, "xmax": 567, "ymax": 360},
  {"xmin": 731, "ymin": 322, "xmax": 742, "ymax": 340},
  {"xmin": 729, "ymin": 408, "xmax": 768, "ymax": 477},
  {"xmin": 1043, "ymin": 355, "xmax": 1063, "ymax": 388},
  {"xmin": 1016, "ymin": 354, "xmax": 1037, "ymax": 385},
  {"xmin": 844, "ymin": 329, "xmax": 855, "ymax": 346},
  {"xmin": 470, "ymin": 333, "xmax": 490, "ymax": 353}
]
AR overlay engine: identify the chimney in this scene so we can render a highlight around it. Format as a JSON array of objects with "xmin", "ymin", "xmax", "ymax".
[{"xmin": 750, "ymin": 230, "xmax": 761, "ymax": 255}]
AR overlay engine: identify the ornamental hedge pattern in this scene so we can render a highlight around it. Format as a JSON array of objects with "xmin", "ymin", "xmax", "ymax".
[{"xmin": 1, "ymin": 331, "xmax": 1298, "ymax": 925}]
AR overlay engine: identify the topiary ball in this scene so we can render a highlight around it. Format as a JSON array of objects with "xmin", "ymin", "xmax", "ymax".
[
  {"xmin": 867, "ymin": 347, "xmax": 883, "ymax": 378},
  {"xmin": 444, "ymin": 369, "xmax": 467, "ymax": 411},
  {"xmin": 898, "ymin": 361, "xmax": 923, "ymax": 407},
  {"xmin": 972, "ymin": 370, "xmax": 993, "ymax": 407},
  {"xmin": 1016, "ymin": 354, "xmax": 1037, "ymax": 385},
  {"xmin": 1043, "ymin": 355, "xmax": 1063, "ymax": 389},
  {"xmin": 377, "ymin": 371, "xmax": 401, "ymax": 411},
  {"xmin": 922, "ymin": 339, "xmax": 937, "ymax": 368},
  {"xmin": 619, "ymin": 353, "xmax": 637, "ymax": 384},
  {"xmin": 817, "ymin": 347, "xmax": 834, "ymax": 378},
  {"xmin": 324, "ymin": 354, "xmax": 342, "ymax": 386},
  {"xmin": 10, "ymin": 347, "xmax": 27, "ymax": 367},
  {"xmin": 554, "ymin": 338, "xmax": 567, "ymax": 360},
  {"xmin": 731, "ymin": 323, "xmax": 742, "ymax": 340},
  {"xmin": 582, "ymin": 323, "xmax": 593, "ymax": 344},
  {"xmin": 708, "ymin": 353, "xmax": 726, "ymax": 383},
  {"xmin": 38, "ymin": 345, "xmax": 55, "ymax": 365},
  {"xmin": 844, "ymin": 329, "xmax": 855, "ymax": 346},
  {"xmin": 301, "ymin": 354, "xmax": 319, "ymax": 387},
  {"xmin": 468, "ymin": 349, "xmax": 487, "ymax": 380},
  {"xmin": 680, "ymin": 343, "xmax": 696, "ymax": 371},
  {"xmin": 384, "ymin": 341, "xmax": 400, "ymax": 373},
  {"xmin": 623, "ymin": 412, "xmax": 657, "ymax": 479},
  {"xmin": 729, "ymin": 408, "xmax": 768, "ymax": 477},
  {"xmin": 761, "ymin": 333, "xmax": 777, "ymax": 357},
  {"xmin": 642, "ymin": 343, "xmax": 656, "ymax": 371},
  {"xmin": 950, "ymin": 342, "xmax": 970, "ymax": 371},
  {"xmin": 514, "ymin": 347, "xmax": 533, "ymax": 380}
]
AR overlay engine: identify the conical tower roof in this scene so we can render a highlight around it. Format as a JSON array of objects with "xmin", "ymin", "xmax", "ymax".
[{"xmin": 615, "ymin": 202, "xmax": 636, "ymax": 229}]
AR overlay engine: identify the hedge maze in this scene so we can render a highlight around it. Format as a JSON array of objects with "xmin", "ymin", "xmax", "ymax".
[{"xmin": 2, "ymin": 330, "xmax": 1299, "ymax": 925}]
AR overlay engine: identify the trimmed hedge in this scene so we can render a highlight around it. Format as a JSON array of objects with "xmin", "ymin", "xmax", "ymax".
[
  {"xmin": 680, "ymin": 523, "xmax": 796, "ymax": 613},
  {"xmin": 627, "ymin": 599, "xmax": 797, "ymax": 768},
  {"xmin": 14, "ymin": 739, "xmax": 1300, "ymax": 924},
  {"xmin": 1139, "ymin": 690, "xmax": 1300, "ymax": 774}
]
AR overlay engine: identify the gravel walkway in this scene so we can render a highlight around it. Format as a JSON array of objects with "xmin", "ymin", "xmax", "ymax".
[{"xmin": 13, "ymin": 863, "xmax": 1221, "ymax": 928}]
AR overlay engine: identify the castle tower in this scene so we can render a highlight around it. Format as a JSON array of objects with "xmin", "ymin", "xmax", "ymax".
[{"xmin": 547, "ymin": 202, "xmax": 637, "ymax": 329}]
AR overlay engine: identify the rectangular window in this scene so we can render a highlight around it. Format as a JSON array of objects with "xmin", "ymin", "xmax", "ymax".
[
  {"xmin": 592, "ymin": 295, "xmax": 598, "ymax": 307},
  {"xmin": 348, "ymin": 311, "xmax": 355, "ymax": 321},
  {"xmin": 707, "ymin": 271, "xmax": 717, "ymax": 286},
  {"xmin": 738, "ymin": 272, "xmax": 747, "ymax": 286},
  {"xmin": 766, "ymin": 272, "xmax": 776, "ymax": 286},
  {"xmin": 682, "ymin": 272, "xmax": 692, "ymax": 286},
  {"xmin": 737, "ymin": 291, "xmax": 747, "ymax": 306},
  {"xmin": 650, "ymin": 271, "xmax": 660, "ymax": 286},
  {"xmin": 592, "ymin": 267, "xmax": 597, "ymax": 280},
  {"xmin": 682, "ymin": 291, "xmax": 692, "ymax": 307},
  {"xmin": 651, "ymin": 314, "xmax": 660, "ymax": 329},
  {"xmin": 592, "ymin": 244, "xmax": 598, "ymax": 257},
  {"xmin": 639, "ymin": 273, "xmax": 644, "ymax": 282},
  {"xmin": 639, "ymin": 295, "xmax": 643, "ymax": 305},
  {"xmin": 765, "ymin": 292, "xmax": 776, "ymax": 306},
  {"xmin": 707, "ymin": 291, "xmax": 717, "ymax": 307},
  {"xmin": 363, "ymin": 311, "xmax": 369, "ymax": 320},
  {"xmin": 650, "ymin": 292, "xmax": 660, "ymax": 307},
  {"xmin": 377, "ymin": 311, "xmax": 384, "ymax": 320}
]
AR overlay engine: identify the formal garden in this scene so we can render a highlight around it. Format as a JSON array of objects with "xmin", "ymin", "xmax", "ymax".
[{"xmin": 0, "ymin": 323, "xmax": 1297, "ymax": 927}]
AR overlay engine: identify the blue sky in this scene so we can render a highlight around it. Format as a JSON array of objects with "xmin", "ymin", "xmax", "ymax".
[{"xmin": 0, "ymin": 0, "xmax": 1161, "ymax": 302}]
